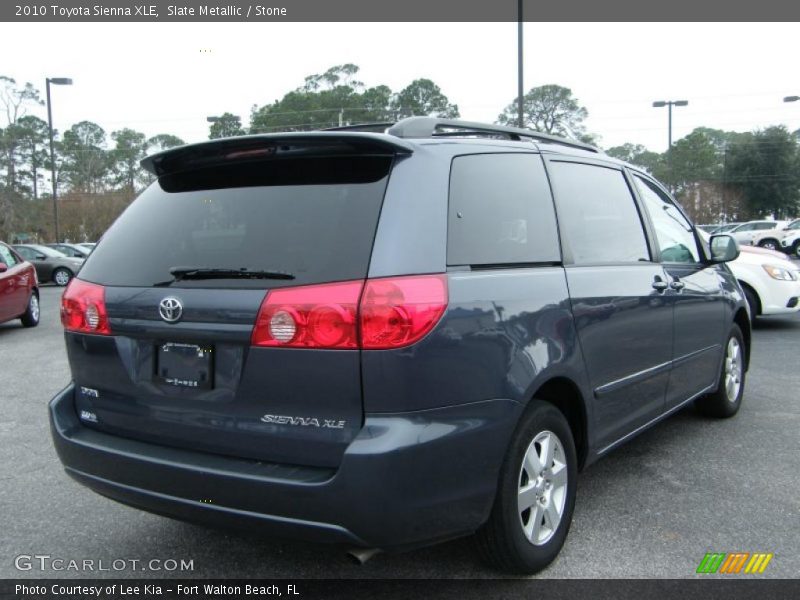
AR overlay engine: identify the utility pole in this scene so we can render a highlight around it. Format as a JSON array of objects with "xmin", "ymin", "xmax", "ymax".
[
  {"xmin": 517, "ymin": 0, "xmax": 524, "ymax": 128},
  {"xmin": 721, "ymin": 143, "xmax": 729, "ymax": 222},
  {"xmin": 31, "ymin": 140, "xmax": 38, "ymax": 200}
]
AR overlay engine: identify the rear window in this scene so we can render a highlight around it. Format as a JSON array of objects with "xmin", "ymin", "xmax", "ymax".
[{"xmin": 78, "ymin": 156, "xmax": 392, "ymax": 288}]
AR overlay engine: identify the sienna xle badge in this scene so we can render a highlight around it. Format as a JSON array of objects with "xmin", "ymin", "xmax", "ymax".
[{"xmin": 50, "ymin": 118, "xmax": 750, "ymax": 574}]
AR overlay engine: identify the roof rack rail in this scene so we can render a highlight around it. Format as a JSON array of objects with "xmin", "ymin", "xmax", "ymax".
[
  {"xmin": 386, "ymin": 117, "xmax": 601, "ymax": 154},
  {"xmin": 323, "ymin": 122, "xmax": 394, "ymax": 133}
]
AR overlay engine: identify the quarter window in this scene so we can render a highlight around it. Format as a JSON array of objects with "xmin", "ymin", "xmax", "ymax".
[
  {"xmin": 633, "ymin": 175, "xmax": 700, "ymax": 264},
  {"xmin": 548, "ymin": 162, "xmax": 649, "ymax": 264},
  {"xmin": 447, "ymin": 154, "xmax": 560, "ymax": 266}
]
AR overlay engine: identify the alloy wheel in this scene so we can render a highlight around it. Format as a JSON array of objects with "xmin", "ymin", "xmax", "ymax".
[
  {"xmin": 54, "ymin": 270, "xmax": 71, "ymax": 286},
  {"xmin": 724, "ymin": 337, "xmax": 743, "ymax": 403},
  {"xmin": 29, "ymin": 294, "xmax": 39, "ymax": 322},
  {"xmin": 517, "ymin": 430, "xmax": 568, "ymax": 546}
]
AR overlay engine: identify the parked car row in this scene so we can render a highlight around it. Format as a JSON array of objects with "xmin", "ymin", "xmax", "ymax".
[
  {"xmin": 700, "ymin": 219, "xmax": 800, "ymax": 256},
  {"xmin": 1, "ymin": 240, "xmax": 96, "ymax": 327},
  {"xmin": 13, "ymin": 244, "xmax": 84, "ymax": 286}
]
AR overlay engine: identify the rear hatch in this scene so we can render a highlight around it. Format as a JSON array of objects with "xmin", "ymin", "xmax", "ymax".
[{"xmin": 65, "ymin": 135, "xmax": 408, "ymax": 468}]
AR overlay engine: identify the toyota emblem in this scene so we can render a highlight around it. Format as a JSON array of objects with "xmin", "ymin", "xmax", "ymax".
[{"xmin": 159, "ymin": 297, "xmax": 183, "ymax": 323}]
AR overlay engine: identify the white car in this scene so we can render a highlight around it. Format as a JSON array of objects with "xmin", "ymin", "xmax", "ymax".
[
  {"xmin": 727, "ymin": 220, "xmax": 789, "ymax": 247},
  {"xmin": 778, "ymin": 220, "xmax": 800, "ymax": 258},
  {"xmin": 728, "ymin": 244, "xmax": 800, "ymax": 323},
  {"xmin": 750, "ymin": 218, "xmax": 800, "ymax": 252}
]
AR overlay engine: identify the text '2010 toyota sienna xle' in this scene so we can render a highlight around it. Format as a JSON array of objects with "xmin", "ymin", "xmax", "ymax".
[{"xmin": 50, "ymin": 118, "xmax": 750, "ymax": 574}]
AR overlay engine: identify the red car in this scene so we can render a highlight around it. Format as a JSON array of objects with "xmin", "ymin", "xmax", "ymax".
[{"xmin": 0, "ymin": 241, "xmax": 39, "ymax": 327}]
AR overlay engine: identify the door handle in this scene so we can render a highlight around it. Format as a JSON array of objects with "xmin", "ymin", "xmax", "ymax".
[
  {"xmin": 652, "ymin": 279, "xmax": 668, "ymax": 292},
  {"xmin": 670, "ymin": 280, "xmax": 685, "ymax": 290}
]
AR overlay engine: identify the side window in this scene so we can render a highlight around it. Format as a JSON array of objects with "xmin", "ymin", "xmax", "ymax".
[
  {"xmin": 15, "ymin": 247, "xmax": 32, "ymax": 261},
  {"xmin": 755, "ymin": 223, "xmax": 775, "ymax": 231},
  {"xmin": 0, "ymin": 245, "xmax": 17, "ymax": 267},
  {"xmin": 447, "ymin": 154, "xmax": 560, "ymax": 266},
  {"xmin": 633, "ymin": 175, "xmax": 700, "ymax": 264},
  {"xmin": 548, "ymin": 162, "xmax": 649, "ymax": 264}
]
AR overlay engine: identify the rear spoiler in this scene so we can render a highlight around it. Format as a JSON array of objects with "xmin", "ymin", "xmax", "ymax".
[{"xmin": 140, "ymin": 132, "xmax": 414, "ymax": 178}]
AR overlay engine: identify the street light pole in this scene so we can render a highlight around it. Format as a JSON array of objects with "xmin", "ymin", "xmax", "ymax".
[
  {"xmin": 46, "ymin": 77, "xmax": 72, "ymax": 243},
  {"xmin": 652, "ymin": 99, "xmax": 688, "ymax": 191},
  {"xmin": 517, "ymin": 0, "xmax": 524, "ymax": 128}
]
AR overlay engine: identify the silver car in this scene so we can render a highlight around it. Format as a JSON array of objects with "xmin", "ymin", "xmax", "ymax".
[{"xmin": 12, "ymin": 244, "xmax": 84, "ymax": 286}]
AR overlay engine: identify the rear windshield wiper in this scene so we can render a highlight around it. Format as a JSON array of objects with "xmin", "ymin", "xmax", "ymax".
[{"xmin": 154, "ymin": 267, "xmax": 295, "ymax": 286}]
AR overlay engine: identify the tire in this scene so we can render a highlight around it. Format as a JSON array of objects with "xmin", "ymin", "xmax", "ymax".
[
  {"xmin": 53, "ymin": 268, "xmax": 73, "ymax": 287},
  {"xmin": 741, "ymin": 285, "xmax": 759, "ymax": 325},
  {"xmin": 758, "ymin": 238, "xmax": 779, "ymax": 251},
  {"xmin": 20, "ymin": 291, "xmax": 40, "ymax": 328},
  {"xmin": 695, "ymin": 325, "xmax": 745, "ymax": 418},
  {"xmin": 475, "ymin": 400, "xmax": 577, "ymax": 574}
]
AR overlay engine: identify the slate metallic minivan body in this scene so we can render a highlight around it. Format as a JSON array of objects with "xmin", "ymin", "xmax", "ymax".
[{"xmin": 50, "ymin": 118, "xmax": 750, "ymax": 573}]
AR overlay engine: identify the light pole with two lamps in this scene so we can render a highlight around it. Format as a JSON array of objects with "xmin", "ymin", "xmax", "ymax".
[{"xmin": 652, "ymin": 99, "xmax": 688, "ymax": 190}]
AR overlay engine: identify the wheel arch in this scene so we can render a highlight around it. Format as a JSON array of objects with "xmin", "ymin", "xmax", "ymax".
[
  {"xmin": 733, "ymin": 307, "xmax": 751, "ymax": 370},
  {"xmin": 528, "ymin": 377, "xmax": 589, "ymax": 471},
  {"xmin": 737, "ymin": 279, "xmax": 761, "ymax": 317}
]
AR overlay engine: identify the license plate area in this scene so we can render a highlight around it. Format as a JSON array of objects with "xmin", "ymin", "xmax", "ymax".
[{"xmin": 155, "ymin": 342, "xmax": 214, "ymax": 389}]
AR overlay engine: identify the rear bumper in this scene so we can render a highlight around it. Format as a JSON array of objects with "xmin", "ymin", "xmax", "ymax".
[{"xmin": 50, "ymin": 383, "xmax": 522, "ymax": 550}]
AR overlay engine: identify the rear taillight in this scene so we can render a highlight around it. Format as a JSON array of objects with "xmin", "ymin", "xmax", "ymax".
[
  {"xmin": 251, "ymin": 274, "xmax": 448, "ymax": 350},
  {"xmin": 61, "ymin": 279, "xmax": 111, "ymax": 335},
  {"xmin": 360, "ymin": 275, "xmax": 448, "ymax": 349},
  {"xmin": 251, "ymin": 281, "xmax": 362, "ymax": 348}
]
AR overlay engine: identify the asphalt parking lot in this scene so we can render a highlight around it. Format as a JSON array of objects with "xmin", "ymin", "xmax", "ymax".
[{"xmin": 1, "ymin": 283, "xmax": 798, "ymax": 579}]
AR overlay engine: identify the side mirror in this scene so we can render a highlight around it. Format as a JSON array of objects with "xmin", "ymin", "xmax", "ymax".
[
  {"xmin": 709, "ymin": 234, "xmax": 740, "ymax": 263},
  {"xmin": 0, "ymin": 263, "xmax": 7, "ymax": 273}
]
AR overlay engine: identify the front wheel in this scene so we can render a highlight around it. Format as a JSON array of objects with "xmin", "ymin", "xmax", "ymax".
[
  {"xmin": 695, "ymin": 325, "xmax": 745, "ymax": 418},
  {"xmin": 758, "ymin": 239, "xmax": 779, "ymax": 251},
  {"xmin": 20, "ymin": 291, "xmax": 40, "ymax": 327},
  {"xmin": 53, "ymin": 268, "xmax": 73, "ymax": 287},
  {"xmin": 793, "ymin": 241, "xmax": 800, "ymax": 259},
  {"xmin": 475, "ymin": 401, "xmax": 577, "ymax": 574}
]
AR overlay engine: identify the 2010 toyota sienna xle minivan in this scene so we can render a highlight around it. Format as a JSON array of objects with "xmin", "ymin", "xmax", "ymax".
[{"xmin": 50, "ymin": 118, "xmax": 750, "ymax": 574}]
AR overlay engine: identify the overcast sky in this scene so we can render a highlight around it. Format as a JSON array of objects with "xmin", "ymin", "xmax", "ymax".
[{"xmin": 1, "ymin": 22, "xmax": 798, "ymax": 151}]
